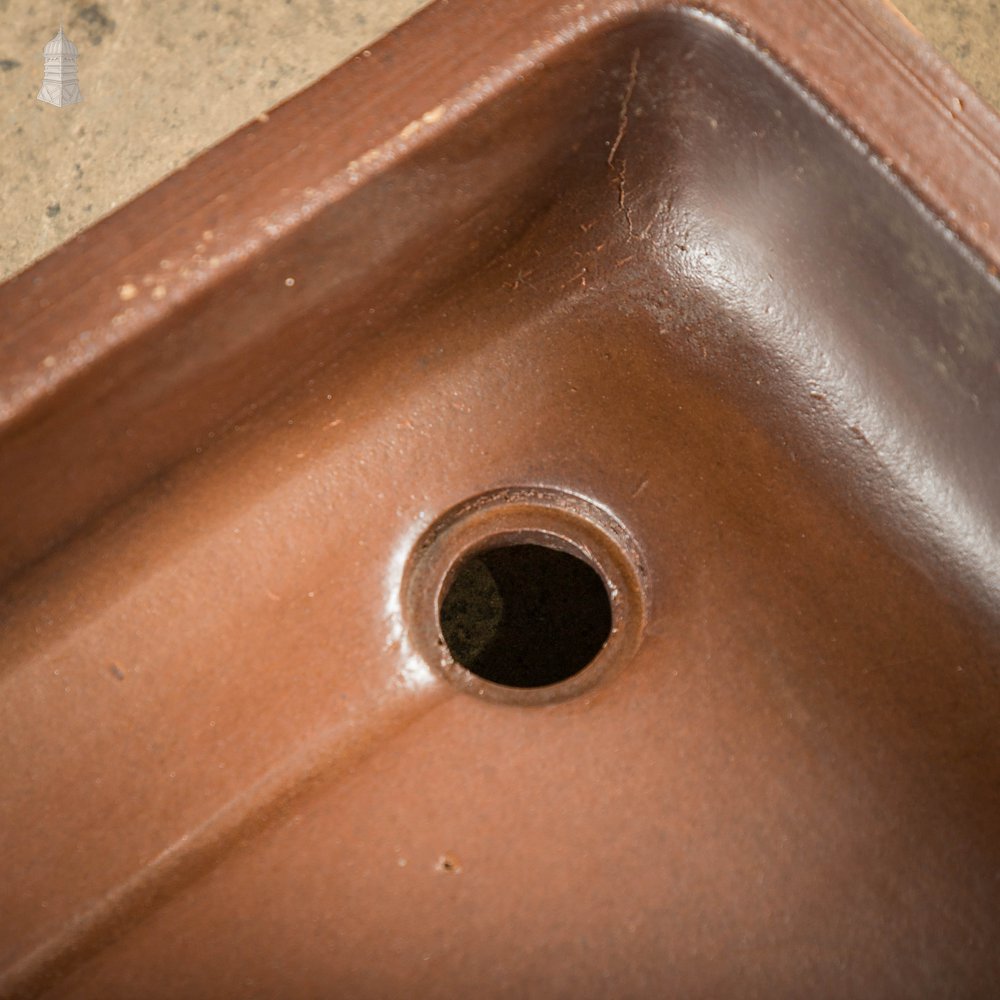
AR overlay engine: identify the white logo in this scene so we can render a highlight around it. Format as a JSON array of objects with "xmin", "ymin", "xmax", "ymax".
[{"xmin": 37, "ymin": 26, "xmax": 82, "ymax": 107}]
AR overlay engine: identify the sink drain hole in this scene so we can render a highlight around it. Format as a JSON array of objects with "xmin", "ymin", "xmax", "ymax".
[{"xmin": 439, "ymin": 544, "xmax": 612, "ymax": 688}]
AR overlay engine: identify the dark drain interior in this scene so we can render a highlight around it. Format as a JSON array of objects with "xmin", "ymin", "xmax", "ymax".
[{"xmin": 439, "ymin": 543, "xmax": 613, "ymax": 688}]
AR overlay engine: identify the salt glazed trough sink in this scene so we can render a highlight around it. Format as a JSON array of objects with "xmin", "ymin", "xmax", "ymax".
[{"xmin": 1, "ymin": 0, "xmax": 999, "ymax": 996}]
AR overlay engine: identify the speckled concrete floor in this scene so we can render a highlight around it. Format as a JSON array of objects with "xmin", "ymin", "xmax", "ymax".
[
  {"xmin": 894, "ymin": 0, "xmax": 1000, "ymax": 106},
  {"xmin": 0, "ymin": 0, "xmax": 997, "ymax": 281}
]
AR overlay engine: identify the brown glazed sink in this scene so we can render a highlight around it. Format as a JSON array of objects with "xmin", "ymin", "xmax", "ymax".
[{"xmin": 1, "ymin": 0, "xmax": 999, "ymax": 996}]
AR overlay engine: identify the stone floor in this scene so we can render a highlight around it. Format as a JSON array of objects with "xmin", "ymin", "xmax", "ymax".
[{"xmin": 0, "ymin": 0, "xmax": 997, "ymax": 281}]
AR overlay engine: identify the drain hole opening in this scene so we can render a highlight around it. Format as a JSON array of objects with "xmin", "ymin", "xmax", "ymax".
[{"xmin": 439, "ymin": 543, "xmax": 613, "ymax": 689}]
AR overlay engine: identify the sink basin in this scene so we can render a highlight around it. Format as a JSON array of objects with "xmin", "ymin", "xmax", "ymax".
[{"xmin": 1, "ymin": 0, "xmax": 998, "ymax": 996}]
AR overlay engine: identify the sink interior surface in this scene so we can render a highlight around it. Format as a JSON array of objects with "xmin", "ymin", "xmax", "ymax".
[{"xmin": 1, "ymin": 8, "xmax": 999, "ymax": 997}]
